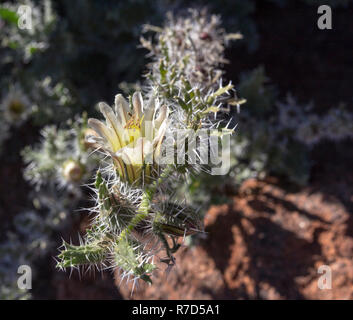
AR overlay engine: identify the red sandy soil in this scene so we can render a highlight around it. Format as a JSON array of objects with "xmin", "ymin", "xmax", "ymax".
[{"xmin": 115, "ymin": 177, "xmax": 353, "ymax": 300}]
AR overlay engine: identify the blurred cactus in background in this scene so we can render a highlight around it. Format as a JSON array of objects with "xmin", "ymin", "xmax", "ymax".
[
  {"xmin": 22, "ymin": 115, "xmax": 99, "ymax": 192},
  {"xmin": 233, "ymin": 68, "xmax": 353, "ymax": 187},
  {"xmin": 0, "ymin": 210, "xmax": 51, "ymax": 299},
  {"xmin": 189, "ymin": 64, "xmax": 353, "ymax": 207},
  {"xmin": 0, "ymin": 0, "xmax": 56, "ymax": 63},
  {"xmin": 0, "ymin": 83, "xmax": 32, "ymax": 126},
  {"xmin": 140, "ymin": 8, "xmax": 242, "ymax": 91}
]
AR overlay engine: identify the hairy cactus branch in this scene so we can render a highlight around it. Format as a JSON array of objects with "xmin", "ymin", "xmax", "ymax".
[{"xmin": 56, "ymin": 8, "xmax": 238, "ymax": 289}]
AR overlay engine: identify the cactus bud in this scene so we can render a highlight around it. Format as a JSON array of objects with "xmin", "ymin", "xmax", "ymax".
[
  {"xmin": 82, "ymin": 128, "xmax": 99, "ymax": 149},
  {"xmin": 62, "ymin": 160, "xmax": 84, "ymax": 183},
  {"xmin": 9, "ymin": 100, "xmax": 25, "ymax": 117}
]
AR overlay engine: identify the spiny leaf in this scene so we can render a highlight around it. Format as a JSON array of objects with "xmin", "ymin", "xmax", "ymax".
[
  {"xmin": 176, "ymin": 97, "xmax": 190, "ymax": 112},
  {"xmin": 95, "ymin": 171, "xmax": 103, "ymax": 189},
  {"xmin": 228, "ymin": 98, "xmax": 247, "ymax": 106},
  {"xmin": 57, "ymin": 241, "xmax": 107, "ymax": 268},
  {"xmin": 225, "ymin": 33, "xmax": 243, "ymax": 41},
  {"xmin": 213, "ymin": 83, "xmax": 234, "ymax": 97}
]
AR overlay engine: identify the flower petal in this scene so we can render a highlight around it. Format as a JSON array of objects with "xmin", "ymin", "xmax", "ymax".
[
  {"xmin": 99, "ymin": 102, "xmax": 125, "ymax": 147},
  {"xmin": 119, "ymin": 138, "xmax": 154, "ymax": 182},
  {"xmin": 141, "ymin": 97, "xmax": 156, "ymax": 140},
  {"xmin": 88, "ymin": 118, "xmax": 120, "ymax": 152},
  {"xmin": 153, "ymin": 119, "xmax": 168, "ymax": 161},
  {"xmin": 132, "ymin": 91, "xmax": 143, "ymax": 119},
  {"xmin": 114, "ymin": 94, "xmax": 131, "ymax": 126},
  {"xmin": 154, "ymin": 105, "xmax": 168, "ymax": 130}
]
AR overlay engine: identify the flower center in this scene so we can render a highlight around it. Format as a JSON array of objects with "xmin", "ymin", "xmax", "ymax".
[
  {"xmin": 124, "ymin": 115, "xmax": 144, "ymax": 145},
  {"xmin": 9, "ymin": 100, "xmax": 24, "ymax": 115}
]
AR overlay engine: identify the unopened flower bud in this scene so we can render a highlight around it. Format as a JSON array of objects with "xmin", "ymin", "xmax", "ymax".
[
  {"xmin": 82, "ymin": 128, "xmax": 99, "ymax": 149},
  {"xmin": 62, "ymin": 160, "xmax": 84, "ymax": 182},
  {"xmin": 9, "ymin": 100, "xmax": 25, "ymax": 116}
]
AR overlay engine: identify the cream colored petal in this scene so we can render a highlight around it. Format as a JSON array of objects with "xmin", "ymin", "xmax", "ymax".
[
  {"xmin": 132, "ymin": 91, "xmax": 143, "ymax": 119},
  {"xmin": 140, "ymin": 138, "xmax": 153, "ymax": 164},
  {"xmin": 144, "ymin": 96, "xmax": 156, "ymax": 122},
  {"xmin": 115, "ymin": 138, "xmax": 152, "ymax": 184},
  {"xmin": 116, "ymin": 145, "xmax": 140, "ymax": 166},
  {"xmin": 114, "ymin": 94, "xmax": 131, "ymax": 126},
  {"xmin": 141, "ymin": 96, "xmax": 156, "ymax": 140},
  {"xmin": 104, "ymin": 148, "xmax": 127, "ymax": 181},
  {"xmin": 114, "ymin": 147, "xmax": 136, "ymax": 184},
  {"xmin": 88, "ymin": 118, "xmax": 120, "ymax": 152},
  {"xmin": 154, "ymin": 105, "xmax": 168, "ymax": 130},
  {"xmin": 153, "ymin": 119, "xmax": 168, "ymax": 162},
  {"xmin": 99, "ymin": 102, "xmax": 125, "ymax": 147},
  {"xmin": 153, "ymin": 119, "xmax": 168, "ymax": 147},
  {"xmin": 116, "ymin": 137, "xmax": 152, "ymax": 166}
]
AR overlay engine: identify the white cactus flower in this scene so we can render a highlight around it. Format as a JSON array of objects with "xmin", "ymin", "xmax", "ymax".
[
  {"xmin": 0, "ymin": 84, "xmax": 32, "ymax": 125},
  {"xmin": 88, "ymin": 92, "xmax": 169, "ymax": 184}
]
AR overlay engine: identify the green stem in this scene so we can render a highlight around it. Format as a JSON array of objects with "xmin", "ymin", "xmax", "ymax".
[{"xmin": 118, "ymin": 165, "xmax": 174, "ymax": 242}]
